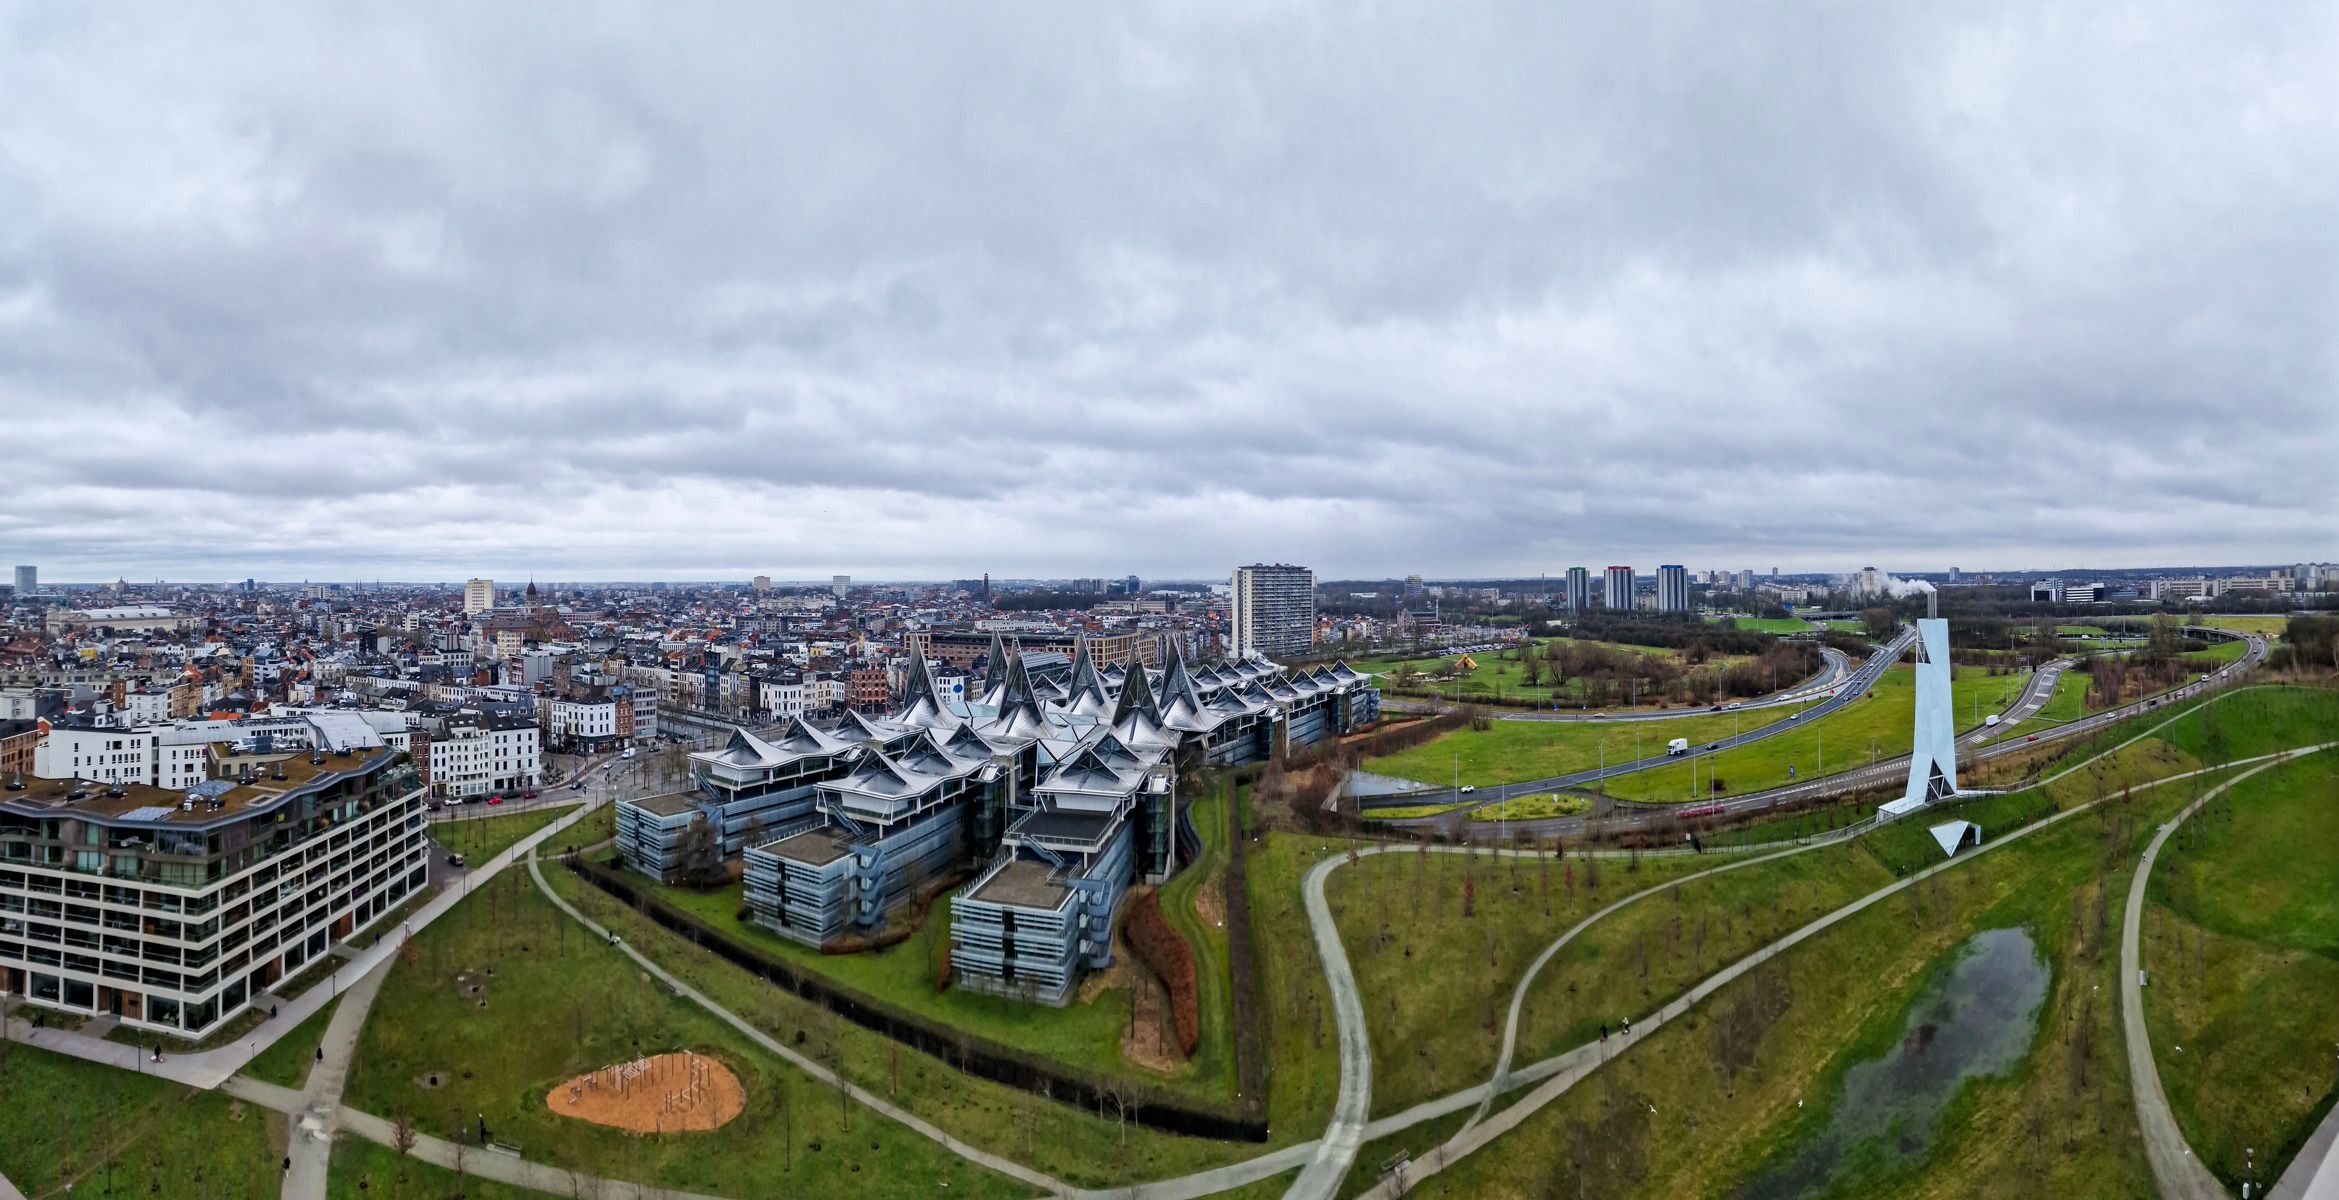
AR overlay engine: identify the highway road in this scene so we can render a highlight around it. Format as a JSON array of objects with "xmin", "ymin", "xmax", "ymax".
[
  {"xmin": 1360, "ymin": 628, "xmax": 1918, "ymax": 807},
  {"xmin": 1402, "ymin": 628, "xmax": 2266, "ymax": 842}
]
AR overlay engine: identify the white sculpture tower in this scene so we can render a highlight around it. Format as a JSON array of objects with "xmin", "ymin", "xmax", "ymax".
[{"xmin": 1900, "ymin": 617, "xmax": 1959, "ymax": 805}]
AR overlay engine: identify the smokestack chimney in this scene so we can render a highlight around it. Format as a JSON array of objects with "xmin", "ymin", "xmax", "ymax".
[{"xmin": 1927, "ymin": 589, "xmax": 1938, "ymax": 619}]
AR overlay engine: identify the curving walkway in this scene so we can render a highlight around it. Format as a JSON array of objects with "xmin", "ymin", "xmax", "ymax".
[{"xmin": 2121, "ymin": 749, "xmax": 2333, "ymax": 1200}]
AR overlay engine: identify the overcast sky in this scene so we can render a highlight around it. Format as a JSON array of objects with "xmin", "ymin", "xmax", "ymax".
[{"xmin": 3, "ymin": 4, "xmax": 2334, "ymax": 584}]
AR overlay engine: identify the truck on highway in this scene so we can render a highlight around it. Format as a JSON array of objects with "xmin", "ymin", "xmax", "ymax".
[{"xmin": 1666, "ymin": 737, "xmax": 1690, "ymax": 756}]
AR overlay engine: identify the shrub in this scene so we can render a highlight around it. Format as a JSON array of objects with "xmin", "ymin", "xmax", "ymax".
[{"xmin": 1123, "ymin": 891, "xmax": 1201, "ymax": 1057}]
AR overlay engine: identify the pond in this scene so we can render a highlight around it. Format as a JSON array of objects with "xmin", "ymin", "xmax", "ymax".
[{"xmin": 1734, "ymin": 925, "xmax": 2050, "ymax": 1199}]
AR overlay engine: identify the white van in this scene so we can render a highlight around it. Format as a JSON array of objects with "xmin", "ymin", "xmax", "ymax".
[
  {"xmin": 1666, "ymin": 737, "xmax": 1690, "ymax": 756},
  {"xmin": 1983, "ymin": 714, "xmax": 2001, "ymax": 727},
  {"xmin": 621, "ymin": 747, "xmax": 637, "ymax": 760}
]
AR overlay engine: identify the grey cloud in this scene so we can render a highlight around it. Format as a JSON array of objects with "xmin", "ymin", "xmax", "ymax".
[{"xmin": 1, "ymin": 2, "xmax": 2334, "ymax": 582}]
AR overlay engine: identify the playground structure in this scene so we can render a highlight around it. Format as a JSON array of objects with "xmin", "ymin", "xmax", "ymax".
[{"xmin": 546, "ymin": 1050, "xmax": 746, "ymax": 1133}]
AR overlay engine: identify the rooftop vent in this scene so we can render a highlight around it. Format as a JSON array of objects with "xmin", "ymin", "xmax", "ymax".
[
  {"xmin": 270, "ymin": 762, "xmax": 287, "ymax": 781},
  {"xmin": 3, "ymin": 773, "xmax": 22, "ymax": 792}
]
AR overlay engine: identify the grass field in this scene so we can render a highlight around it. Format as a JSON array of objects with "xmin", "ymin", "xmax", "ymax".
[
  {"xmin": 1158, "ymin": 780, "xmax": 1239, "ymax": 1105},
  {"xmin": 242, "ymin": 993, "xmax": 342, "ymax": 1089},
  {"xmin": 1598, "ymin": 667, "xmax": 2029, "ymax": 802},
  {"xmin": 0, "ymin": 1042, "xmax": 283, "ymax": 1197},
  {"xmin": 1363, "ymin": 704, "xmax": 1795, "ymax": 789},
  {"xmin": 1731, "ymin": 616, "xmax": 1817, "ymax": 634},
  {"xmin": 345, "ymin": 864, "xmax": 1027, "ymax": 1199},
  {"xmin": 2193, "ymin": 615, "xmax": 2290, "ymax": 637},
  {"xmin": 1364, "ymin": 800, "xmax": 1475, "ymax": 820},
  {"xmin": 627, "ymin": 866, "xmax": 1233, "ymax": 1102},
  {"xmin": 1359, "ymin": 638, "xmax": 1762, "ymax": 710},
  {"xmin": 2145, "ymin": 753, "xmax": 2339, "ymax": 1190},
  {"xmin": 1465, "ymin": 793, "xmax": 1591, "ymax": 822},
  {"xmin": 429, "ymin": 803, "xmax": 580, "ymax": 862},
  {"xmin": 327, "ymin": 1137, "xmax": 544, "ymax": 1198},
  {"xmin": 536, "ymin": 852, "xmax": 1264, "ymax": 1187},
  {"xmin": 1325, "ymin": 846, "xmax": 1715, "ymax": 1117},
  {"xmin": 1408, "ymin": 741, "xmax": 2212, "ymax": 1199}
]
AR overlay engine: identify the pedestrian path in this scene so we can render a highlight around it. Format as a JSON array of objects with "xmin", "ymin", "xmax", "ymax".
[
  {"xmin": 2271, "ymin": 1095, "xmax": 2339, "ymax": 1200},
  {"xmin": 2124, "ymin": 750, "xmax": 2333, "ymax": 1200},
  {"xmin": 282, "ymin": 956, "xmax": 394, "ymax": 1200}
]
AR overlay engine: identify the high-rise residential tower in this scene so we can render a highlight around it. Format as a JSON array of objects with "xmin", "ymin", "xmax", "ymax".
[
  {"xmin": 1657, "ymin": 564, "xmax": 1690, "ymax": 613},
  {"xmin": 1603, "ymin": 566, "xmax": 1636, "ymax": 610},
  {"xmin": 1565, "ymin": 567, "xmax": 1592, "ymax": 612},
  {"xmin": 1231, "ymin": 563, "xmax": 1316, "ymax": 659},
  {"xmin": 462, "ymin": 578, "xmax": 494, "ymax": 614}
]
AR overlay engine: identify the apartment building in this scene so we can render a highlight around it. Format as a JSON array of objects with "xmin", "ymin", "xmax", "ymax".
[
  {"xmin": 1230, "ymin": 563, "xmax": 1316, "ymax": 660},
  {"xmin": 425, "ymin": 712, "xmax": 541, "ymax": 798},
  {"xmin": 0, "ymin": 741, "xmax": 426, "ymax": 1039},
  {"xmin": 1604, "ymin": 566, "xmax": 1636, "ymax": 610}
]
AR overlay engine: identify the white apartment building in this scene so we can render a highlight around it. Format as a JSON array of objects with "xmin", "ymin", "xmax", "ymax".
[
  {"xmin": 425, "ymin": 713, "xmax": 541, "ymax": 798},
  {"xmin": 547, "ymin": 697, "xmax": 619, "ymax": 749},
  {"xmin": 2, "ymin": 741, "xmax": 426, "ymax": 1039},
  {"xmin": 463, "ymin": 578, "xmax": 495, "ymax": 615},
  {"xmin": 33, "ymin": 724, "xmax": 213, "ymax": 793},
  {"xmin": 1230, "ymin": 563, "xmax": 1316, "ymax": 660}
]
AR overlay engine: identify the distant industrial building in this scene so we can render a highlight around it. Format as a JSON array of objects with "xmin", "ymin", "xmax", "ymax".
[
  {"xmin": 1603, "ymin": 566, "xmax": 1636, "ymax": 611},
  {"xmin": 1230, "ymin": 564, "xmax": 1316, "ymax": 660},
  {"xmin": 1657, "ymin": 565, "xmax": 1691, "ymax": 613},
  {"xmin": 1565, "ymin": 567, "xmax": 1592, "ymax": 612}
]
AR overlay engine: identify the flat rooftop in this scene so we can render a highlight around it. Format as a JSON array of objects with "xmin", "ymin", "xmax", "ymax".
[
  {"xmin": 765, "ymin": 826, "xmax": 853, "ymax": 868},
  {"xmin": 631, "ymin": 792, "xmax": 701, "ymax": 817},
  {"xmin": 969, "ymin": 859, "xmax": 1070, "ymax": 909},
  {"xmin": 3, "ymin": 748, "xmax": 392, "ymax": 825},
  {"xmin": 1010, "ymin": 808, "xmax": 1116, "ymax": 847}
]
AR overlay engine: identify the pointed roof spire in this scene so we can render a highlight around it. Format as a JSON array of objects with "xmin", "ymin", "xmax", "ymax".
[
  {"xmin": 983, "ymin": 631, "xmax": 1010, "ymax": 690},
  {"xmin": 902, "ymin": 646, "xmax": 940, "ymax": 707},
  {"xmin": 1157, "ymin": 639, "xmax": 1204, "ymax": 712},
  {"xmin": 1067, "ymin": 635, "xmax": 1107, "ymax": 703},
  {"xmin": 1112, "ymin": 657, "xmax": 1161, "ymax": 725}
]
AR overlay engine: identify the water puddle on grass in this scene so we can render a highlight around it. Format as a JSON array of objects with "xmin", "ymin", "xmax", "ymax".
[{"xmin": 1734, "ymin": 926, "xmax": 2049, "ymax": 1200}]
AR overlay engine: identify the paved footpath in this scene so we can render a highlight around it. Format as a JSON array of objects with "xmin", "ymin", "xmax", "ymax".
[
  {"xmin": 2271, "ymin": 1096, "xmax": 2339, "ymax": 1200},
  {"xmin": 281, "ymin": 956, "xmax": 394, "ymax": 1200},
  {"xmin": 2124, "ymin": 749, "xmax": 2333, "ymax": 1200}
]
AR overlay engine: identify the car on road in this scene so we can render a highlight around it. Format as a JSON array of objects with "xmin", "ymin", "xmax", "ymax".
[
  {"xmin": 1459, "ymin": 785, "xmax": 1477, "ymax": 794},
  {"xmin": 1666, "ymin": 738, "xmax": 1690, "ymax": 756},
  {"xmin": 1708, "ymin": 704, "xmax": 1723, "ymax": 712},
  {"xmin": 486, "ymin": 794, "xmax": 504, "ymax": 805},
  {"xmin": 445, "ymin": 852, "xmax": 466, "ymax": 868},
  {"xmin": 2025, "ymin": 734, "xmax": 2039, "ymax": 742},
  {"xmin": 1726, "ymin": 701, "xmax": 1742, "ymax": 709},
  {"xmin": 571, "ymin": 780, "xmax": 587, "ymax": 791},
  {"xmin": 622, "ymin": 747, "xmax": 637, "ymax": 760},
  {"xmin": 522, "ymin": 789, "xmax": 539, "ymax": 799}
]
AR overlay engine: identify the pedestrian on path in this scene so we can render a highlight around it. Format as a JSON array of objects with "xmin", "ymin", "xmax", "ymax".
[
  {"xmin": 270, "ymin": 1003, "xmax": 278, "ymax": 1019},
  {"xmin": 1599, "ymin": 1022, "xmax": 1607, "ymax": 1044}
]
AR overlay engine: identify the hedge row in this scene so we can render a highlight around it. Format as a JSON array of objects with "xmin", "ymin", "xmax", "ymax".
[
  {"xmin": 566, "ymin": 855, "xmax": 1265, "ymax": 1141},
  {"xmin": 1123, "ymin": 890, "xmax": 1201, "ymax": 1057}
]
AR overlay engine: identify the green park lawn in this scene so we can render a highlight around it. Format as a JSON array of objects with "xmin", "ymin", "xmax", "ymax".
[
  {"xmin": 625, "ymin": 866, "xmax": 1235, "ymax": 1104},
  {"xmin": 1365, "ymin": 800, "xmax": 1476, "ymax": 820},
  {"xmin": 2193, "ymin": 615, "xmax": 2290, "ymax": 637},
  {"xmin": 343, "ymin": 864, "xmax": 1027, "ymax": 1200},
  {"xmin": 243, "ymin": 993, "xmax": 342, "ymax": 1089},
  {"xmin": 1408, "ymin": 734, "xmax": 2225, "ymax": 1200},
  {"xmin": 0, "ymin": 1042, "xmax": 283, "ymax": 1198},
  {"xmin": 1363, "ymin": 704, "xmax": 1794, "ymax": 790},
  {"xmin": 1731, "ymin": 616, "xmax": 1817, "ymax": 634},
  {"xmin": 2145, "ymin": 753, "xmax": 2339, "ymax": 1191},
  {"xmin": 327, "ymin": 1137, "xmax": 544, "ymax": 1198},
  {"xmin": 1325, "ymin": 845, "xmax": 1717, "ymax": 1117},
  {"xmin": 1157, "ymin": 780, "xmax": 1239, "ymax": 1108},
  {"xmin": 1597, "ymin": 666, "xmax": 2029, "ymax": 803},
  {"xmin": 1362, "ymin": 638, "xmax": 1761, "ymax": 710},
  {"xmin": 1465, "ymin": 792, "xmax": 1591, "ymax": 822},
  {"xmin": 536, "ymin": 851, "xmax": 1265, "ymax": 1187},
  {"xmin": 429, "ymin": 802, "xmax": 580, "ymax": 862}
]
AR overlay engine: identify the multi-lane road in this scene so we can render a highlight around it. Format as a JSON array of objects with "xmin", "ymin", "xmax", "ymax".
[
  {"xmin": 1405, "ymin": 628, "xmax": 2266, "ymax": 841},
  {"xmin": 1362, "ymin": 628, "xmax": 1919, "ymax": 807}
]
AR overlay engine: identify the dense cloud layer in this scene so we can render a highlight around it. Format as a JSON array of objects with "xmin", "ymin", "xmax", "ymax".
[{"xmin": 2, "ymin": 3, "xmax": 2333, "ymax": 582}]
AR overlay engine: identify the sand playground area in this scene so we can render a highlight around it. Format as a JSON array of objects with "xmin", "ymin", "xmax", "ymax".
[{"xmin": 547, "ymin": 1051, "xmax": 746, "ymax": 1133}]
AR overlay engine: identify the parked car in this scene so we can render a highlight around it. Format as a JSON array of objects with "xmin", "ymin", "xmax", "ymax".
[
  {"xmin": 522, "ymin": 789, "xmax": 539, "ymax": 799},
  {"xmin": 486, "ymin": 794, "xmax": 504, "ymax": 806},
  {"xmin": 446, "ymin": 852, "xmax": 466, "ymax": 868}
]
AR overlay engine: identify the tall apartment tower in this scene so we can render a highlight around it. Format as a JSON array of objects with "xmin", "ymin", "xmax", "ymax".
[
  {"xmin": 462, "ymin": 578, "xmax": 494, "ymax": 614},
  {"xmin": 1231, "ymin": 564, "xmax": 1316, "ymax": 660},
  {"xmin": 1564, "ymin": 567, "xmax": 1591, "ymax": 612},
  {"xmin": 1657, "ymin": 564, "xmax": 1690, "ymax": 613},
  {"xmin": 832, "ymin": 574, "xmax": 852, "ymax": 599},
  {"xmin": 1603, "ymin": 566, "xmax": 1636, "ymax": 610},
  {"xmin": 11, "ymin": 565, "xmax": 33, "ymax": 593}
]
